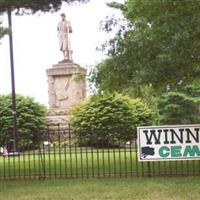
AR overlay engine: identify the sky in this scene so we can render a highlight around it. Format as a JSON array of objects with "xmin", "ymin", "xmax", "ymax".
[{"xmin": 0, "ymin": 0, "xmax": 124, "ymax": 106}]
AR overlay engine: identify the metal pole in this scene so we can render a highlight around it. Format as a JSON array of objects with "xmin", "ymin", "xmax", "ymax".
[{"xmin": 8, "ymin": 9, "xmax": 18, "ymax": 152}]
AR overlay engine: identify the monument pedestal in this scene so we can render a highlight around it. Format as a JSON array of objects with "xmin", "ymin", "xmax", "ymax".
[
  {"xmin": 46, "ymin": 62, "xmax": 86, "ymax": 129},
  {"xmin": 45, "ymin": 115, "xmax": 69, "ymax": 130}
]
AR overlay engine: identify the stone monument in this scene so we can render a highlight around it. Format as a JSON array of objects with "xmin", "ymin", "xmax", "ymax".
[{"xmin": 46, "ymin": 13, "xmax": 87, "ymax": 129}]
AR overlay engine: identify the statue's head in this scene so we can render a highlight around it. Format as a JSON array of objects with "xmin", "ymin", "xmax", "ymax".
[{"xmin": 61, "ymin": 13, "xmax": 66, "ymax": 21}]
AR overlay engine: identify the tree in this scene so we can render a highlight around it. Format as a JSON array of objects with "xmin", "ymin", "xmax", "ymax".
[
  {"xmin": 158, "ymin": 83, "xmax": 200, "ymax": 125},
  {"xmin": 0, "ymin": 94, "xmax": 46, "ymax": 150},
  {"xmin": 0, "ymin": 21, "xmax": 8, "ymax": 39},
  {"xmin": 0, "ymin": 0, "xmax": 89, "ymax": 14},
  {"xmin": 92, "ymin": 0, "xmax": 200, "ymax": 94},
  {"xmin": 0, "ymin": 0, "xmax": 89, "ymax": 152},
  {"xmin": 70, "ymin": 93, "xmax": 153, "ymax": 147}
]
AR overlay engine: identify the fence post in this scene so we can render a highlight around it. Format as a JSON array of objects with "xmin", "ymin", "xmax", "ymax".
[{"xmin": 147, "ymin": 162, "xmax": 151, "ymax": 177}]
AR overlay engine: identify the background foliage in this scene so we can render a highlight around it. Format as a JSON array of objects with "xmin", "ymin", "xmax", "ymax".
[
  {"xmin": 0, "ymin": 21, "xmax": 8, "ymax": 40},
  {"xmin": 91, "ymin": 0, "xmax": 200, "ymax": 94},
  {"xmin": 90, "ymin": 0, "xmax": 200, "ymax": 125},
  {"xmin": 0, "ymin": 0, "xmax": 89, "ymax": 14},
  {"xmin": 158, "ymin": 84, "xmax": 200, "ymax": 125},
  {"xmin": 70, "ymin": 93, "xmax": 153, "ymax": 147},
  {"xmin": 0, "ymin": 94, "xmax": 46, "ymax": 150}
]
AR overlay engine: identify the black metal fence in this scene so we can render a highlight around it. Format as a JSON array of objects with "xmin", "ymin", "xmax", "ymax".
[{"xmin": 0, "ymin": 124, "xmax": 200, "ymax": 180}]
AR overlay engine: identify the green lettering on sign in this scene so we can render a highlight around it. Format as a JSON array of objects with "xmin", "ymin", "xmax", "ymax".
[
  {"xmin": 183, "ymin": 145, "xmax": 200, "ymax": 157},
  {"xmin": 159, "ymin": 146, "xmax": 170, "ymax": 158},
  {"xmin": 171, "ymin": 146, "xmax": 182, "ymax": 157}
]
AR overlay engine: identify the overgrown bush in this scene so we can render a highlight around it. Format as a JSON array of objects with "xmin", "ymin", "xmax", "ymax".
[
  {"xmin": 70, "ymin": 93, "xmax": 153, "ymax": 147},
  {"xmin": 0, "ymin": 94, "xmax": 46, "ymax": 151}
]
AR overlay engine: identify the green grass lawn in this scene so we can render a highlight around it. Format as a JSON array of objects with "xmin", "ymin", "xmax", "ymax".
[
  {"xmin": 0, "ymin": 177, "xmax": 200, "ymax": 200},
  {"xmin": 1, "ymin": 148, "xmax": 200, "ymax": 180}
]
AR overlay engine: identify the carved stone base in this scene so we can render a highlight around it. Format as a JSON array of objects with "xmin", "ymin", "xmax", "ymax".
[
  {"xmin": 46, "ymin": 62, "xmax": 86, "ymax": 111},
  {"xmin": 47, "ymin": 108, "xmax": 69, "ymax": 116},
  {"xmin": 46, "ymin": 62, "xmax": 87, "ymax": 130},
  {"xmin": 45, "ymin": 115, "xmax": 69, "ymax": 130}
]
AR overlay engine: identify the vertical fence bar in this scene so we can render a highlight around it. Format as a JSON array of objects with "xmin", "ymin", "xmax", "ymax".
[
  {"xmin": 158, "ymin": 161, "xmax": 161, "ymax": 176},
  {"xmin": 192, "ymin": 160, "xmax": 195, "ymax": 176},
  {"xmin": 0, "ymin": 157, "xmax": 3, "ymax": 180},
  {"xmin": 0, "ymin": 155, "xmax": 2, "ymax": 179},
  {"xmin": 108, "ymin": 135, "xmax": 111, "ymax": 178},
  {"xmin": 197, "ymin": 160, "xmax": 200, "ymax": 175},
  {"xmin": 75, "ymin": 140, "xmax": 78, "ymax": 178},
  {"xmin": 198, "ymin": 160, "xmax": 200, "ymax": 175},
  {"xmin": 53, "ymin": 143, "xmax": 56, "ymax": 178},
  {"xmin": 38, "ymin": 144, "xmax": 44, "ymax": 179},
  {"xmin": 13, "ymin": 149, "xmax": 16, "ymax": 179},
  {"xmin": 68, "ymin": 124, "xmax": 73, "ymax": 178},
  {"xmin": 187, "ymin": 160, "xmax": 189, "ymax": 176},
  {"xmin": 169, "ymin": 160, "xmax": 172, "ymax": 176},
  {"xmin": 58, "ymin": 125, "xmax": 62, "ymax": 178},
  {"xmin": 85, "ymin": 142, "xmax": 89, "ymax": 178},
  {"xmin": 90, "ymin": 134, "xmax": 94, "ymax": 178},
  {"xmin": 42, "ymin": 144, "xmax": 46, "ymax": 179},
  {"xmin": 96, "ymin": 137, "xmax": 100, "ymax": 178},
  {"xmin": 3, "ymin": 156, "xmax": 6, "ymax": 180},
  {"xmin": 38, "ymin": 129, "xmax": 41, "ymax": 179},
  {"xmin": 164, "ymin": 161, "xmax": 167, "ymax": 176},
  {"xmin": 0, "ymin": 155, "xmax": 1, "ymax": 179},
  {"xmin": 80, "ymin": 132, "xmax": 84, "ymax": 179},
  {"xmin": 74, "ymin": 131, "xmax": 78, "ymax": 178},
  {"xmin": 8, "ymin": 153, "xmax": 11, "ymax": 179},
  {"xmin": 0, "ymin": 157, "xmax": 2, "ymax": 180},
  {"xmin": 181, "ymin": 160, "xmax": 184, "ymax": 176},
  {"xmin": 141, "ymin": 159, "xmax": 144, "ymax": 176},
  {"xmin": 175, "ymin": 161, "xmax": 178, "ymax": 176},
  {"xmin": 135, "ymin": 139, "xmax": 139, "ymax": 177},
  {"xmin": 152, "ymin": 161, "xmax": 155, "ymax": 176},
  {"xmin": 22, "ymin": 142, "xmax": 26, "ymax": 179},
  {"xmin": 18, "ymin": 147, "xmax": 21, "ymax": 179},
  {"xmin": 47, "ymin": 128, "xmax": 51, "ymax": 179},
  {"xmin": 129, "ymin": 140, "xmax": 133, "ymax": 177},
  {"xmin": 33, "ymin": 142, "xmax": 36, "ymax": 179},
  {"xmin": 118, "ymin": 140, "xmax": 122, "ymax": 177},
  {"xmin": 64, "ymin": 142, "xmax": 68, "ymax": 179},
  {"xmin": 147, "ymin": 162, "xmax": 151, "ymax": 177},
  {"xmin": 124, "ymin": 141, "xmax": 127, "ymax": 177},
  {"xmin": 113, "ymin": 143, "xmax": 116, "ymax": 177},
  {"xmin": 37, "ymin": 146, "xmax": 40, "ymax": 179},
  {"xmin": 101, "ymin": 136, "xmax": 105, "ymax": 178},
  {"xmin": 38, "ymin": 142, "xmax": 41, "ymax": 179},
  {"xmin": 28, "ymin": 136, "xmax": 31, "ymax": 179}
]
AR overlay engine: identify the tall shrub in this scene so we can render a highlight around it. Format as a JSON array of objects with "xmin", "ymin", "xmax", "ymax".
[
  {"xmin": 70, "ymin": 93, "xmax": 153, "ymax": 147},
  {"xmin": 0, "ymin": 94, "xmax": 46, "ymax": 150}
]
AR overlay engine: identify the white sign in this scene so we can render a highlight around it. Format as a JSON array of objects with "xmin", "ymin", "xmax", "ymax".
[{"xmin": 137, "ymin": 124, "xmax": 200, "ymax": 161}]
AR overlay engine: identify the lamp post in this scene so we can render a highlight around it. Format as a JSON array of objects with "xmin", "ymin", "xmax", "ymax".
[{"xmin": 8, "ymin": 9, "xmax": 18, "ymax": 152}]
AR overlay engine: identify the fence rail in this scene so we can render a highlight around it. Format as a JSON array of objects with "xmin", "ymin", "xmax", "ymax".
[{"xmin": 1, "ymin": 124, "xmax": 200, "ymax": 180}]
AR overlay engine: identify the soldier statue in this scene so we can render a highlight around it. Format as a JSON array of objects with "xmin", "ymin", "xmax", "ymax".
[{"xmin": 57, "ymin": 13, "xmax": 73, "ymax": 62}]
